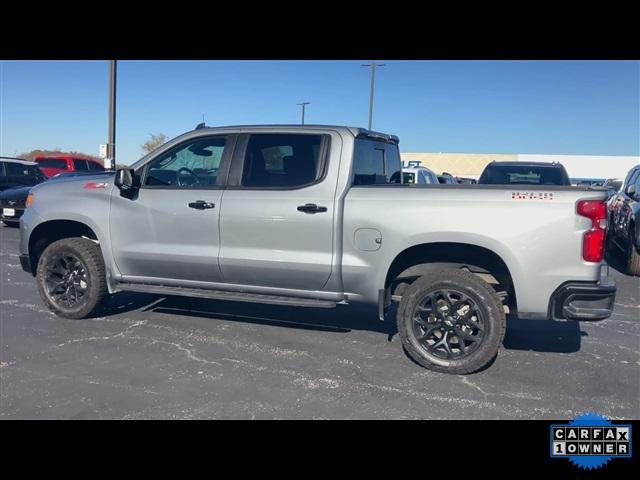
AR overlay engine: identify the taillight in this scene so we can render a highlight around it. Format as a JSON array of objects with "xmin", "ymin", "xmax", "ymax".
[{"xmin": 577, "ymin": 200, "xmax": 607, "ymax": 262}]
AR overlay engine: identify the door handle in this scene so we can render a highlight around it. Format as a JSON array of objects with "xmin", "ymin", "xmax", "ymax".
[
  {"xmin": 188, "ymin": 200, "xmax": 215, "ymax": 210},
  {"xmin": 297, "ymin": 203, "xmax": 327, "ymax": 214}
]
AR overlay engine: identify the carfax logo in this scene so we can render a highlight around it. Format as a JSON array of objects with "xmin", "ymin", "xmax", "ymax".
[{"xmin": 550, "ymin": 413, "xmax": 632, "ymax": 470}]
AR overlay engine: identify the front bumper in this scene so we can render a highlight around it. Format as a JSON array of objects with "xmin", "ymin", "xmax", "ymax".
[
  {"xmin": 549, "ymin": 266, "xmax": 616, "ymax": 321},
  {"xmin": 1, "ymin": 207, "xmax": 25, "ymax": 223},
  {"xmin": 0, "ymin": 210, "xmax": 24, "ymax": 223}
]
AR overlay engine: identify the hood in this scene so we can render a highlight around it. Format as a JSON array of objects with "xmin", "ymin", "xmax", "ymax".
[
  {"xmin": 0, "ymin": 185, "xmax": 33, "ymax": 200},
  {"xmin": 46, "ymin": 171, "xmax": 115, "ymax": 184},
  {"xmin": 30, "ymin": 171, "xmax": 116, "ymax": 197}
]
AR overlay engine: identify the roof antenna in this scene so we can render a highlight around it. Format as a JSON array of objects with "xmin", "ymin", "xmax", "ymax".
[{"xmin": 195, "ymin": 114, "xmax": 207, "ymax": 130}]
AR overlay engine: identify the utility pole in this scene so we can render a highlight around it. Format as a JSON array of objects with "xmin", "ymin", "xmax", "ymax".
[
  {"xmin": 297, "ymin": 102, "xmax": 310, "ymax": 125},
  {"xmin": 361, "ymin": 62, "xmax": 385, "ymax": 130},
  {"xmin": 107, "ymin": 60, "xmax": 117, "ymax": 170}
]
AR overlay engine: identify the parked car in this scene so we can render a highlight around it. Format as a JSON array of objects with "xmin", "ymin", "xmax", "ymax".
[
  {"xmin": 19, "ymin": 124, "xmax": 615, "ymax": 374},
  {"xmin": 437, "ymin": 172, "xmax": 458, "ymax": 184},
  {"xmin": 1, "ymin": 185, "xmax": 34, "ymax": 227},
  {"xmin": 606, "ymin": 165, "xmax": 640, "ymax": 275},
  {"xmin": 455, "ymin": 177, "xmax": 477, "ymax": 184},
  {"xmin": 35, "ymin": 155, "xmax": 105, "ymax": 178},
  {"xmin": 394, "ymin": 166, "xmax": 440, "ymax": 185},
  {"xmin": 1, "ymin": 157, "xmax": 46, "ymax": 192},
  {"xmin": 571, "ymin": 177, "xmax": 607, "ymax": 187},
  {"xmin": 603, "ymin": 177, "xmax": 623, "ymax": 195},
  {"xmin": 479, "ymin": 161, "xmax": 571, "ymax": 186},
  {"xmin": 0, "ymin": 158, "xmax": 47, "ymax": 226}
]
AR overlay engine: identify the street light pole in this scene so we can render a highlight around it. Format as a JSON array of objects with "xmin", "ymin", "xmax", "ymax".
[
  {"xmin": 297, "ymin": 102, "xmax": 310, "ymax": 125},
  {"xmin": 361, "ymin": 62, "xmax": 385, "ymax": 130},
  {"xmin": 107, "ymin": 60, "xmax": 117, "ymax": 170}
]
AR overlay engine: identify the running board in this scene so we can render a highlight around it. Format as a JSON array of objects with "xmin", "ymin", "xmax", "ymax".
[{"xmin": 115, "ymin": 282, "xmax": 337, "ymax": 308}]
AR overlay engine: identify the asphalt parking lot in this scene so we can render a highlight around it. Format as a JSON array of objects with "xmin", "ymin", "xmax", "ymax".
[{"xmin": 0, "ymin": 225, "xmax": 638, "ymax": 420}]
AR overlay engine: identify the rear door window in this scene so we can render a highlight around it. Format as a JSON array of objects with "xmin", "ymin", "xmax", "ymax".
[
  {"xmin": 87, "ymin": 161, "xmax": 104, "ymax": 171},
  {"xmin": 241, "ymin": 134, "xmax": 325, "ymax": 188},
  {"xmin": 73, "ymin": 159, "xmax": 89, "ymax": 171},
  {"xmin": 626, "ymin": 169, "xmax": 640, "ymax": 194},
  {"xmin": 624, "ymin": 169, "xmax": 640, "ymax": 195},
  {"xmin": 37, "ymin": 158, "xmax": 68, "ymax": 169}
]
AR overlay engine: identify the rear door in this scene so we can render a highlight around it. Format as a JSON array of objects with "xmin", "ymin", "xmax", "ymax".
[
  {"xmin": 109, "ymin": 134, "xmax": 234, "ymax": 283},
  {"xmin": 218, "ymin": 132, "xmax": 334, "ymax": 290}
]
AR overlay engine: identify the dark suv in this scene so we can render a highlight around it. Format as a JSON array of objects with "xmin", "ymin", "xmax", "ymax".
[
  {"xmin": 606, "ymin": 165, "xmax": 640, "ymax": 275},
  {"xmin": 478, "ymin": 161, "xmax": 571, "ymax": 186},
  {"xmin": 0, "ymin": 158, "xmax": 47, "ymax": 226}
]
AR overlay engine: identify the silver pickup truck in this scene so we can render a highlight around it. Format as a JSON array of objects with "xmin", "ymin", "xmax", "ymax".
[{"xmin": 18, "ymin": 124, "xmax": 616, "ymax": 374}]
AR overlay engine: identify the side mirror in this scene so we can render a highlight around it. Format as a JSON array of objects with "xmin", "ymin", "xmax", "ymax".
[
  {"xmin": 114, "ymin": 168, "xmax": 139, "ymax": 199},
  {"xmin": 627, "ymin": 184, "xmax": 636, "ymax": 197}
]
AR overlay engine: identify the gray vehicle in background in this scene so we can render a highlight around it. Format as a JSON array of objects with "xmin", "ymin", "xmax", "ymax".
[
  {"xmin": 18, "ymin": 124, "xmax": 616, "ymax": 374},
  {"xmin": 437, "ymin": 172, "xmax": 459, "ymax": 184},
  {"xmin": 396, "ymin": 165, "xmax": 439, "ymax": 185}
]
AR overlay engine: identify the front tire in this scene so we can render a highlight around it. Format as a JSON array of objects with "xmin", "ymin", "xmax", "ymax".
[
  {"xmin": 36, "ymin": 237, "xmax": 108, "ymax": 319},
  {"xmin": 396, "ymin": 268, "xmax": 506, "ymax": 374}
]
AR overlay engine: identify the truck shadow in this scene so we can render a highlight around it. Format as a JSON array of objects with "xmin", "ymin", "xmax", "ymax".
[
  {"xmin": 105, "ymin": 292, "xmax": 585, "ymax": 354},
  {"xmin": 503, "ymin": 316, "xmax": 583, "ymax": 353}
]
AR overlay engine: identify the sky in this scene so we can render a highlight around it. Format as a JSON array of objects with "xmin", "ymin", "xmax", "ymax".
[{"xmin": 1, "ymin": 60, "xmax": 638, "ymax": 165}]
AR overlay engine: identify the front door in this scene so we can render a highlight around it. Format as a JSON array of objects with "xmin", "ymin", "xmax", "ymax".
[
  {"xmin": 219, "ymin": 133, "xmax": 335, "ymax": 291},
  {"xmin": 109, "ymin": 134, "xmax": 233, "ymax": 283}
]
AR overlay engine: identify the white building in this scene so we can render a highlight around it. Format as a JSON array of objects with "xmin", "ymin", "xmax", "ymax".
[
  {"xmin": 516, "ymin": 154, "xmax": 639, "ymax": 180},
  {"xmin": 401, "ymin": 152, "xmax": 640, "ymax": 180}
]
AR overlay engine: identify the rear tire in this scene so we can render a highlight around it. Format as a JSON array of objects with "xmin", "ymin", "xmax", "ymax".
[
  {"xmin": 36, "ymin": 237, "xmax": 108, "ymax": 319},
  {"xmin": 626, "ymin": 232, "xmax": 640, "ymax": 276},
  {"xmin": 396, "ymin": 268, "xmax": 506, "ymax": 374}
]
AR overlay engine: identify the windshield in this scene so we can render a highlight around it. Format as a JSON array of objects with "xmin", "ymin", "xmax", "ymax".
[
  {"xmin": 479, "ymin": 165, "xmax": 570, "ymax": 185},
  {"xmin": 29, "ymin": 165, "xmax": 47, "ymax": 182}
]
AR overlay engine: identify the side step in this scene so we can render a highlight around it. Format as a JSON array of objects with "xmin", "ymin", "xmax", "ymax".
[{"xmin": 115, "ymin": 282, "xmax": 337, "ymax": 308}]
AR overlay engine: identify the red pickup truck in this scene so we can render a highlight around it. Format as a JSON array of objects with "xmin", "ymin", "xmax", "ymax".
[{"xmin": 35, "ymin": 156, "xmax": 105, "ymax": 178}]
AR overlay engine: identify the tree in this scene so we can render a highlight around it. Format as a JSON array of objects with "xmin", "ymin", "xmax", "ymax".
[{"xmin": 141, "ymin": 133, "xmax": 168, "ymax": 155}]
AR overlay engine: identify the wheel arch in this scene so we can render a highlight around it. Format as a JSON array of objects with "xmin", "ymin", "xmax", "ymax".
[
  {"xmin": 27, "ymin": 219, "xmax": 100, "ymax": 275},
  {"xmin": 384, "ymin": 241, "xmax": 518, "ymax": 312}
]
